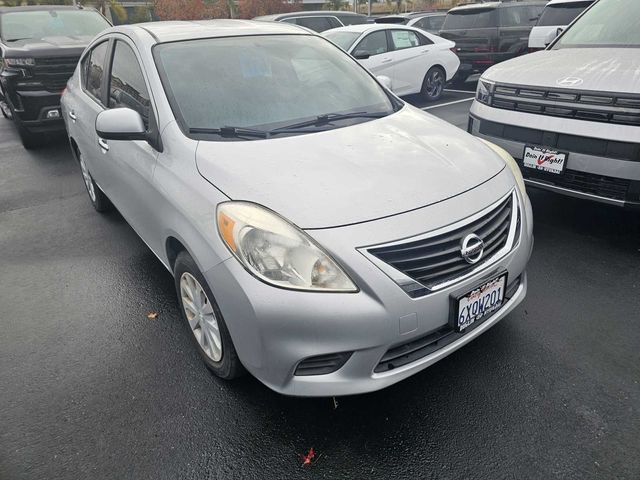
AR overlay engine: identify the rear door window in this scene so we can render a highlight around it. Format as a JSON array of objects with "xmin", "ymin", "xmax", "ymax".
[
  {"xmin": 500, "ymin": 6, "xmax": 529, "ymax": 27},
  {"xmin": 389, "ymin": 30, "xmax": 421, "ymax": 50},
  {"xmin": 81, "ymin": 40, "xmax": 109, "ymax": 104},
  {"xmin": 294, "ymin": 16, "xmax": 337, "ymax": 32},
  {"xmin": 108, "ymin": 40, "xmax": 150, "ymax": 128},
  {"xmin": 442, "ymin": 8, "xmax": 498, "ymax": 29},
  {"xmin": 537, "ymin": 1, "xmax": 593, "ymax": 26}
]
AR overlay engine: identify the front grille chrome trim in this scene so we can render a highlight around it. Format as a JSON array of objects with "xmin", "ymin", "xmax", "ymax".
[{"xmin": 359, "ymin": 189, "xmax": 519, "ymax": 297}]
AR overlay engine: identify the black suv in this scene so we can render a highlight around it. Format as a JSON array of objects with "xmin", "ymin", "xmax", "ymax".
[
  {"xmin": 439, "ymin": 1, "xmax": 546, "ymax": 84},
  {"xmin": 0, "ymin": 6, "xmax": 110, "ymax": 148}
]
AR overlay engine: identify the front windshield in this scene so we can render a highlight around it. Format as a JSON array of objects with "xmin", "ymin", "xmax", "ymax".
[
  {"xmin": 154, "ymin": 35, "xmax": 396, "ymax": 139},
  {"xmin": 554, "ymin": 0, "xmax": 640, "ymax": 48},
  {"xmin": 324, "ymin": 31, "xmax": 361, "ymax": 51},
  {"xmin": 0, "ymin": 10, "xmax": 110, "ymax": 42},
  {"xmin": 537, "ymin": 1, "xmax": 592, "ymax": 27}
]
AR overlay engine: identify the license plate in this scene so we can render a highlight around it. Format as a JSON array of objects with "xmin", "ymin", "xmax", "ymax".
[
  {"xmin": 455, "ymin": 274, "xmax": 507, "ymax": 332},
  {"xmin": 523, "ymin": 145, "xmax": 567, "ymax": 175}
]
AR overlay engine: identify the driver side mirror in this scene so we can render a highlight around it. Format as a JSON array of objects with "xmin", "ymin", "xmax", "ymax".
[
  {"xmin": 544, "ymin": 27, "xmax": 563, "ymax": 46},
  {"xmin": 96, "ymin": 107, "xmax": 146, "ymax": 141},
  {"xmin": 353, "ymin": 51, "xmax": 371, "ymax": 60}
]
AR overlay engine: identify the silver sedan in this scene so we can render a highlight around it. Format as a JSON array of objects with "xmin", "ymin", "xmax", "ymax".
[{"xmin": 61, "ymin": 20, "xmax": 533, "ymax": 396}]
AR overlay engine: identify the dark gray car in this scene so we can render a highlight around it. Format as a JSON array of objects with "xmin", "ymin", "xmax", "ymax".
[{"xmin": 439, "ymin": 1, "xmax": 546, "ymax": 84}]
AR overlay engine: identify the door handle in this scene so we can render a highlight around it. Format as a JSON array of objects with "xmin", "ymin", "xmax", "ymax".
[
  {"xmin": 68, "ymin": 110, "xmax": 77, "ymax": 122},
  {"xmin": 381, "ymin": 58, "xmax": 392, "ymax": 63},
  {"xmin": 98, "ymin": 137, "xmax": 109, "ymax": 152}
]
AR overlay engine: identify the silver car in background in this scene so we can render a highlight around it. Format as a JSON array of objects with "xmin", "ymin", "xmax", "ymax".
[
  {"xmin": 61, "ymin": 20, "xmax": 533, "ymax": 396},
  {"xmin": 470, "ymin": 0, "xmax": 640, "ymax": 208}
]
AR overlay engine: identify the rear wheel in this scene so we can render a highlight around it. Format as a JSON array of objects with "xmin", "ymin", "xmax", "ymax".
[
  {"xmin": 421, "ymin": 66, "xmax": 446, "ymax": 102},
  {"xmin": 174, "ymin": 251, "xmax": 244, "ymax": 380}
]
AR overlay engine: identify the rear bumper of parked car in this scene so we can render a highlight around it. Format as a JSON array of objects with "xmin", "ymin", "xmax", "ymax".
[
  {"xmin": 469, "ymin": 102, "xmax": 640, "ymax": 209},
  {"xmin": 204, "ymin": 176, "xmax": 534, "ymax": 396}
]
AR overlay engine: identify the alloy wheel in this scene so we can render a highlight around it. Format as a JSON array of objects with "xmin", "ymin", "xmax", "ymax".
[
  {"xmin": 425, "ymin": 69, "xmax": 444, "ymax": 99},
  {"xmin": 180, "ymin": 272, "xmax": 223, "ymax": 362}
]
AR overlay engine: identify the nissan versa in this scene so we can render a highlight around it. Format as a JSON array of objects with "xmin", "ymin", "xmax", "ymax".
[
  {"xmin": 61, "ymin": 20, "xmax": 533, "ymax": 396},
  {"xmin": 470, "ymin": 0, "xmax": 640, "ymax": 208}
]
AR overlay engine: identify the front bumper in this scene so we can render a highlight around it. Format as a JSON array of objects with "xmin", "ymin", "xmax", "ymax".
[
  {"xmin": 469, "ymin": 102, "xmax": 640, "ymax": 209},
  {"xmin": 204, "ymin": 173, "xmax": 534, "ymax": 396},
  {"xmin": 1, "ymin": 78, "xmax": 65, "ymax": 132}
]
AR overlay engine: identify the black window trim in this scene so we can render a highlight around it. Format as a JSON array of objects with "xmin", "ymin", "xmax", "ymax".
[{"xmin": 80, "ymin": 37, "xmax": 111, "ymax": 108}]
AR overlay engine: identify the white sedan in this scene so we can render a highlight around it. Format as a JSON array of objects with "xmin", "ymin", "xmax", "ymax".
[{"xmin": 324, "ymin": 24, "xmax": 459, "ymax": 101}]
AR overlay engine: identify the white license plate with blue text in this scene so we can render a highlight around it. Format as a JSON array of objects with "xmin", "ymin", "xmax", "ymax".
[{"xmin": 456, "ymin": 274, "xmax": 507, "ymax": 331}]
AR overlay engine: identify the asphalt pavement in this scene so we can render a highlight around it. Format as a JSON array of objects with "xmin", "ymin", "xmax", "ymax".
[{"xmin": 1, "ymin": 91, "xmax": 639, "ymax": 480}]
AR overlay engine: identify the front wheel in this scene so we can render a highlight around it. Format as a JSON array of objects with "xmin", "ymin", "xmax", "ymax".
[
  {"xmin": 174, "ymin": 251, "xmax": 245, "ymax": 380},
  {"xmin": 421, "ymin": 66, "xmax": 446, "ymax": 102},
  {"xmin": 79, "ymin": 153, "xmax": 111, "ymax": 212}
]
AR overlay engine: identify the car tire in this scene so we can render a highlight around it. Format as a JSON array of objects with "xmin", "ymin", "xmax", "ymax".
[
  {"xmin": 421, "ymin": 66, "xmax": 446, "ymax": 102},
  {"xmin": 78, "ymin": 151, "xmax": 111, "ymax": 212},
  {"xmin": 174, "ymin": 251, "xmax": 245, "ymax": 380}
]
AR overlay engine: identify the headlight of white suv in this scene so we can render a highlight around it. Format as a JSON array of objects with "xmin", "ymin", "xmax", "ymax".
[
  {"xmin": 217, "ymin": 202, "xmax": 357, "ymax": 292},
  {"xmin": 479, "ymin": 139, "xmax": 527, "ymax": 196},
  {"xmin": 476, "ymin": 79, "xmax": 494, "ymax": 105}
]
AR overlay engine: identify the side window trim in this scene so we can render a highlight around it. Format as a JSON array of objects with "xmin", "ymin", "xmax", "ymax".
[{"xmin": 80, "ymin": 38, "xmax": 111, "ymax": 108}]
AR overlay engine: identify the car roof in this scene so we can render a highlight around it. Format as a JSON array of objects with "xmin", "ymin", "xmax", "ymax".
[
  {"xmin": 449, "ymin": 1, "xmax": 546, "ymax": 12},
  {"xmin": 0, "ymin": 5, "xmax": 94, "ymax": 14},
  {"xmin": 546, "ymin": 0, "xmax": 592, "ymax": 5},
  {"xmin": 124, "ymin": 19, "xmax": 309, "ymax": 43},
  {"xmin": 325, "ymin": 23, "xmax": 421, "ymax": 35},
  {"xmin": 255, "ymin": 11, "xmax": 366, "ymax": 21}
]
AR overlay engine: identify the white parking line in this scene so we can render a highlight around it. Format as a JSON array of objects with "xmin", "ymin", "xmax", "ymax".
[
  {"xmin": 444, "ymin": 88, "xmax": 476, "ymax": 94},
  {"xmin": 422, "ymin": 97, "xmax": 475, "ymax": 110}
]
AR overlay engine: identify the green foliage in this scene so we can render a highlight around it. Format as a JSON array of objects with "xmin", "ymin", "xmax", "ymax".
[
  {"xmin": 324, "ymin": 0, "xmax": 347, "ymax": 10},
  {"xmin": 110, "ymin": 0, "xmax": 128, "ymax": 23},
  {"xmin": 130, "ymin": 5, "xmax": 151, "ymax": 23}
]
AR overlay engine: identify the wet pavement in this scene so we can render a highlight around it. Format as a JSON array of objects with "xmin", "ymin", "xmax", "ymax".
[{"xmin": 1, "ymin": 95, "xmax": 639, "ymax": 479}]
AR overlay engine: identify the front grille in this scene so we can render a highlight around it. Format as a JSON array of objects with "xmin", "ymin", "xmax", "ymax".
[
  {"xmin": 32, "ymin": 56, "xmax": 80, "ymax": 92},
  {"xmin": 478, "ymin": 119, "xmax": 640, "ymax": 163},
  {"xmin": 374, "ymin": 276, "xmax": 522, "ymax": 373},
  {"xmin": 517, "ymin": 160, "xmax": 631, "ymax": 201},
  {"xmin": 368, "ymin": 193, "xmax": 515, "ymax": 290},
  {"xmin": 294, "ymin": 352, "xmax": 352, "ymax": 376},
  {"xmin": 490, "ymin": 83, "xmax": 640, "ymax": 127}
]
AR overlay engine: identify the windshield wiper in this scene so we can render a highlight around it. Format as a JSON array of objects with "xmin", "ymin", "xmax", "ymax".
[
  {"xmin": 272, "ymin": 111, "xmax": 390, "ymax": 132},
  {"xmin": 189, "ymin": 126, "xmax": 269, "ymax": 139},
  {"xmin": 5, "ymin": 37, "xmax": 33, "ymax": 42}
]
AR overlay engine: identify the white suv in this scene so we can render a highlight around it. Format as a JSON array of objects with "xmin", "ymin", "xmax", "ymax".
[
  {"xmin": 470, "ymin": 0, "xmax": 640, "ymax": 209},
  {"xmin": 528, "ymin": 0, "xmax": 594, "ymax": 51}
]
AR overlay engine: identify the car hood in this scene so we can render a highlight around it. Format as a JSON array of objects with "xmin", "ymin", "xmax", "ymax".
[
  {"xmin": 483, "ymin": 48, "xmax": 640, "ymax": 93},
  {"xmin": 196, "ymin": 106, "xmax": 505, "ymax": 229},
  {"xmin": 4, "ymin": 36, "xmax": 93, "ymax": 56}
]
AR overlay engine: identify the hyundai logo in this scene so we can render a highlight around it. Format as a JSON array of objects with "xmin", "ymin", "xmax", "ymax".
[
  {"xmin": 556, "ymin": 76, "xmax": 584, "ymax": 87},
  {"xmin": 461, "ymin": 234, "xmax": 484, "ymax": 264}
]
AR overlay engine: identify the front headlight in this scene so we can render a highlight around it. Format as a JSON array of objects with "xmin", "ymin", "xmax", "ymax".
[
  {"xmin": 479, "ymin": 139, "xmax": 526, "ymax": 196},
  {"xmin": 4, "ymin": 57, "xmax": 35, "ymax": 68},
  {"xmin": 476, "ymin": 79, "xmax": 494, "ymax": 105},
  {"xmin": 217, "ymin": 202, "xmax": 357, "ymax": 292}
]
